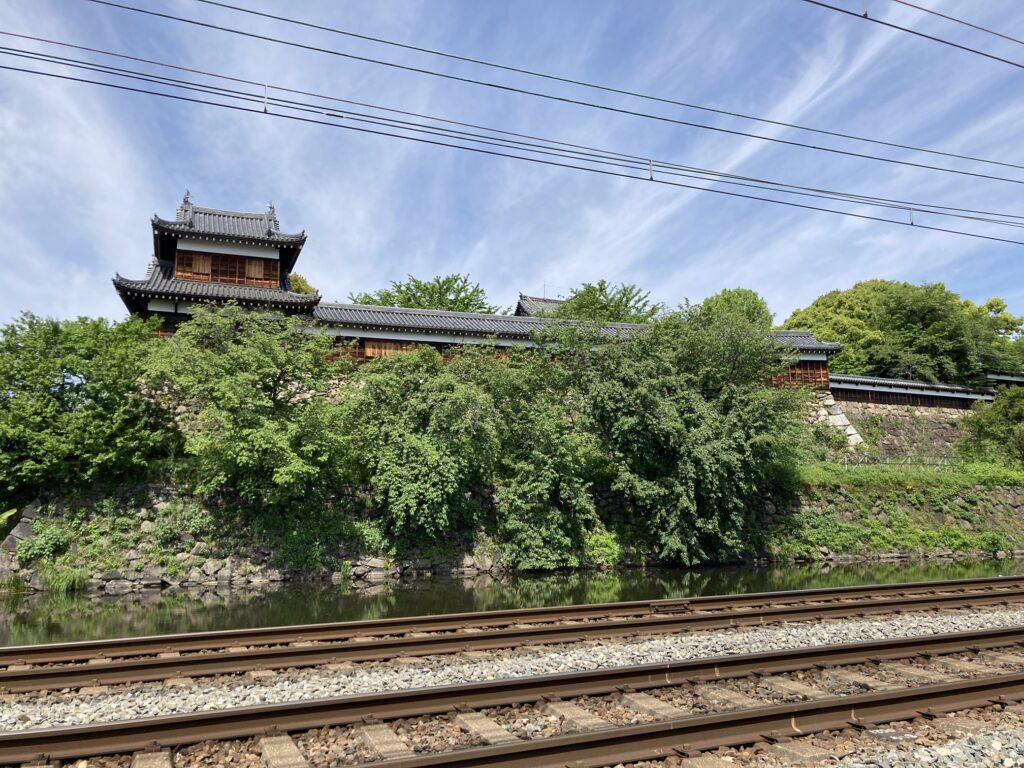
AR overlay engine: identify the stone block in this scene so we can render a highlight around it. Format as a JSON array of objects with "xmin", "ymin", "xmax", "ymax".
[
  {"xmin": 259, "ymin": 735, "xmax": 309, "ymax": 768},
  {"xmin": 454, "ymin": 712, "xmax": 520, "ymax": 744},
  {"xmin": 678, "ymin": 757, "xmax": 735, "ymax": 768},
  {"xmin": 762, "ymin": 677, "xmax": 827, "ymax": 700},
  {"xmin": 694, "ymin": 684, "xmax": 758, "ymax": 710},
  {"xmin": 768, "ymin": 740, "xmax": 830, "ymax": 763},
  {"xmin": 931, "ymin": 716, "xmax": 985, "ymax": 735},
  {"xmin": 544, "ymin": 701, "xmax": 609, "ymax": 730},
  {"xmin": 620, "ymin": 691, "xmax": 685, "ymax": 718},
  {"xmin": 9, "ymin": 519, "xmax": 33, "ymax": 540},
  {"xmin": 888, "ymin": 665, "xmax": 949, "ymax": 685},
  {"xmin": 131, "ymin": 752, "xmax": 172, "ymax": 768},
  {"xmin": 358, "ymin": 724, "xmax": 413, "ymax": 759}
]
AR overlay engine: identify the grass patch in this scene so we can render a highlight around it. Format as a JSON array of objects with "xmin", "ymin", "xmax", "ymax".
[
  {"xmin": 763, "ymin": 463, "xmax": 1024, "ymax": 561},
  {"xmin": 40, "ymin": 567, "xmax": 89, "ymax": 595},
  {"xmin": 797, "ymin": 461, "xmax": 1024, "ymax": 490},
  {"xmin": 0, "ymin": 574, "xmax": 26, "ymax": 595}
]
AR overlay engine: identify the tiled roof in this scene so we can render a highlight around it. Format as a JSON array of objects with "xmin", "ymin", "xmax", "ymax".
[
  {"xmin": 515, "ymin": 294, "xmax": 565, "ymax": 316},
  {"xmin": 314, "ymin": 302, "xmax": 635, "ymax": 338},
  {"xmin": 829, "ymin": 373, "xmax": 993, "ymax": 396},
  {"xmin": 774, "ymin": 330, "xmax": 843, "ymax": 353},
  {"xmin": 314, "ymin": 303, "xmax": 840, "ymax": 354},
  {"xmin": 113, "ymin": 260, "xmax": 319, "ymax": 309},
  {"xmin": 152, "ymin": 197, "xmax": 306, "ymax": 246}
]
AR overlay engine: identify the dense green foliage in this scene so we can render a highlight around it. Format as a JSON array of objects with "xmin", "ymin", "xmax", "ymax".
[
  {"xmin": 762, "ymin": 478, "xmax": 1024, "ymax": 561},
  {"xmin": 0, "ymin": 314, "xmax": 174, "ymax": 507},
  {"xmin": 549, "ymin": 280, "xmax": 663, "ymax": 323},
  {"xmin": 783, "ymin": 280, "xmax": 1023, "ymax": 384},
  {"xmin": 287, "ymin": 273, "xmax": 317, "ymax": 295},
  {"xmin": 701, "ymin": 288, "xmax": 774, "ymax": 330},
  {"xmin": 4, "ymin": 274, "xmax": 1021, "ymax": 576},
  {"xmin": 0, "ymin": 295, "xmax": 809, "ymax": 568},
  {"xmin": 349, "ymin": 274, "xmax": 502, "ymax": 314},
  {"xmin": 960, "ymin": 386, "xmax": 1024, "ymax": 465},
  {"xmin": 582, "ymin": 308, "xmax": 804, "ymax": 562},
  {"xmin": 144, "ymin": 305, "xmax": 351, "ymax": 509}
]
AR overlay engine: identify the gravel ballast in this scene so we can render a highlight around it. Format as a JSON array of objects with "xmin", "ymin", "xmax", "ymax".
[
  {"xmin": 5, "ymin": 607, "xmax": 1024, "ymax": 730},
  {"xmin": 840, "ymin": 726, "xmax": 1024, "ymax": 767}
]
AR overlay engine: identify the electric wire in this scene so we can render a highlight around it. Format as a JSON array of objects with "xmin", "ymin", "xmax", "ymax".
[
  {"xmin": 889, "ymin": 0, "xmax": 1024, "ymax": 47},
  {"xmin": 3, "ymin": 60, "xmax": 1023, "ymax": 248},
  {"xmin": 800, "ymin": 0, "xmax": 1024, "ymax": 71},
  {"xmin": 83, "ymin": 0, "xmax": 1024, "ymax": 187},
  {"xmin": 185, "ymin": 0, "xmax": 1024, "ymax": 173},
  {"xmin": 4, "ymin": 41, "xmax": 1022, "ymax": 229}
]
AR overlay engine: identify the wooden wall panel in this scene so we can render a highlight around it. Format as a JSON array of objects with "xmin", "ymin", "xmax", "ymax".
[
  {"xmin": 175, "ymin": 251, "xmax": 279, "ymax": 288},
  {"xmin": 771, "ymin": 360, "xmax": 830, "ymax": 389}
]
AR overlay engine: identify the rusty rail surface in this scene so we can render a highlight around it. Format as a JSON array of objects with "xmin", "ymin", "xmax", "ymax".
[
  {"xmin": 380, "ymin": 673, "xmax": 1024, "ymax": 767},
  {"xmin": 5, "ymin": 582, "xmax": 1024, "ymax": 692},
  {"xmin": 4, "ymin": 574, "xmax": 1023, "ymax": 666},
  {"xmin": 0, "ymin": 624, "xmax": 1021, "ymax": 763},
  {"xmin": 3, "ymin": 588, "xmax": 1024, "ymax": 691}
]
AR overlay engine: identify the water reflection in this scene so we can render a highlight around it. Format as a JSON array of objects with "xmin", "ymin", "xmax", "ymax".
[{"xmin": 1, "ymin": 559, "xmax": 1020, "ymax": 646}]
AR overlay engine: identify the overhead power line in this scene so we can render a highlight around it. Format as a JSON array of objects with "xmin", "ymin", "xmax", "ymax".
[
  {"xmin": 185, "ymin": 0, "xmax": 1023, "ymax": 172},
  {"xmin": 3, "ymin": 36, "xmax": 1023, "ymax": 230},
  {"xmin": 2, "ymin": 60, "xmax": 1023, "ymax": 248},
  {"xmin": 889, "ymin": 0, "xmax": 1024, "ymax": 47},
  {"xmin": 800, "ymin": 0, "xmax": 1024, "ymax": 71},
  {"xmin": 84, "ymin": 0, "xmax": 1024, "ymax": 187}
]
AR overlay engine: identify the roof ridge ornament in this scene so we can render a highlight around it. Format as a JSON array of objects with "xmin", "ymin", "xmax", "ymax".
[
  {"xmin": 266, "ymin": 200, "xmax": 277, "ymax": 235},
  {"xmin": 176, "ymin": 190, "xmax": 195, "ymax": 227}
]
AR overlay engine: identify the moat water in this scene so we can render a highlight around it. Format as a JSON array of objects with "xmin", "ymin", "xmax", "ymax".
[{"xmin": 1, "ymin": 559, "xmax": 1020, "ymax": 645}]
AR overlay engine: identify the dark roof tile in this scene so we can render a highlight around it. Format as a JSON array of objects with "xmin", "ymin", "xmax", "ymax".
[
  {"xmin": 515, "ymin": 294, "xmax": 565, "ymax": 316},
  {"xmin": 314, "ymin": 302, "xmax": 634, "ymax": 338},
  {"xmin": 829, "ymin": 373, "xmax": 993, "ymax": 396},
  {"xmin": 153, "ymin": 199, "xmax": 306, "ymax": 246},
  {"xmin": 774, "ymin": 330, "xmax": 843, "ymax": 353},
  {"xmin": 113, "ymin": 260, "xmax": 318, "ymax": 309}
]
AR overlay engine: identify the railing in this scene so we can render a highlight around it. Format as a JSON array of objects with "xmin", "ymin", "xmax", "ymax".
[{"xmin": 838, "ymin": 453, "xmax": 965, "ymax": 468}]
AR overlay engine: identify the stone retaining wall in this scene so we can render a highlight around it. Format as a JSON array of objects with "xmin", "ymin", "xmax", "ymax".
[
  {"xmin": 0, "ymin": 489, "xmax": 502, "ymax": 594},
  {"xmin": 841, "ymin": 400, "xmax": 968, "ymax": 458}
]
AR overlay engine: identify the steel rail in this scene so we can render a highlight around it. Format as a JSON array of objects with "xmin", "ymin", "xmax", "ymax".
[
  {"xmin": 1, "ymin": 624, "xmax": 1021, "ymax": 762},
  {"xmin": 4, "ymin": 574, "xmax": 1023, "ymax": 666},
  {"xmin": 6, "ymin": 586, "xmax": 1024, "ymax": 692},
  {"xmin": 379, "ymin": 672, "xmax": 1024, "ymax": 767}
]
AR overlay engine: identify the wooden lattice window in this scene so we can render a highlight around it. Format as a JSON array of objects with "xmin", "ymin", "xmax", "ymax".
[
  {"xmin": 175, "ymin": 251, "xmax": 279, "ymax": 288},
  {"xmin": 364, "ymin": 340, "xmax": 415, "ymax": 358}
]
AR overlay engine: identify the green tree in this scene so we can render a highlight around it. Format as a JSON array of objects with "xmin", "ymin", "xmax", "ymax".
[
  {"xmin": 449, "ymin": 339, "xmax": 604, "ymax": 569},
  {"xmin": 349, "ymin": 274, "xmax": 501, "ymax": 314},
  {"xmin": 337, "ymin": 346, "xmax": 500, "ymax": 538},
  {"xmin": 960, "ymin": 387, "xmax": 1024, "ymax": 465},
  {"xmin": 784, "ymin": 280, "xmax": 1023, "ymax": 384},
  {"xmin": 0, "ymin": 313, "xmax": 173, "ymax": 505},
  {"xmin": 288, "ymin": 273, "xmax": 317, "ymax": 295},
  {"xmin": 701, "ymin": 288, "xmax": 773, "ymax": 330},
  {"xmin": 144, "ymin": 304, "xmax": 350, "ymax": 509},
  {"xmin": 550, "ymin": 280, "xmax": 663, "ymax": 323},
  {"xmin": 583, "ymin": 306, "xmax": 804, "ymax": 564}
]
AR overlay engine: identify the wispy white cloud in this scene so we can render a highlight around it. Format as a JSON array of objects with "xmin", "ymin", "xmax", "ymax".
[{"xmin": 0, "ymin": 0, "xmax": 1021, "ymax": 325}]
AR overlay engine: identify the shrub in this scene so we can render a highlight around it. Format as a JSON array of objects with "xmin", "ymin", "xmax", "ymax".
[
  {"xmin": 960, "ymin": 386, "xmax": 1024, "ymax": 466},
  {"xmin": 584, "ymin": 529, "xmax": 622, "ymax": 567},
  {"xmin": 15, "ymin": 520, "xmax": 70, "ymax": 566},
  {"xmin": 0, "ymin": 313, "xmax": 175, "ymax": 506},
  {"xmin": 145, "ymin": 304, "xmax": 350, "ymax": 510}
]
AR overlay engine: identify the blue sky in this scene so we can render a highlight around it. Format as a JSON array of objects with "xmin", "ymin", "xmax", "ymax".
[{"xmin": 1, "ymin": 0, "xmax": 1023, "ymax": 324}]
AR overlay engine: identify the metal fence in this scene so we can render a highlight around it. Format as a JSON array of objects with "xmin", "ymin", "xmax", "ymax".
[{"xmin": 838, "ymin": 453, "xmax": 965, "ymax": 468}]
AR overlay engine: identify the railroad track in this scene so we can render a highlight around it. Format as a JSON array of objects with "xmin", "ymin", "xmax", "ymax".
[
  {"xmin": 6, "ymin": 576, "xmax": 1024, "ymax": 692},
  {"xmin": 3, "ymin": 623, "xmax": 1024, "ymax": 764}
]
